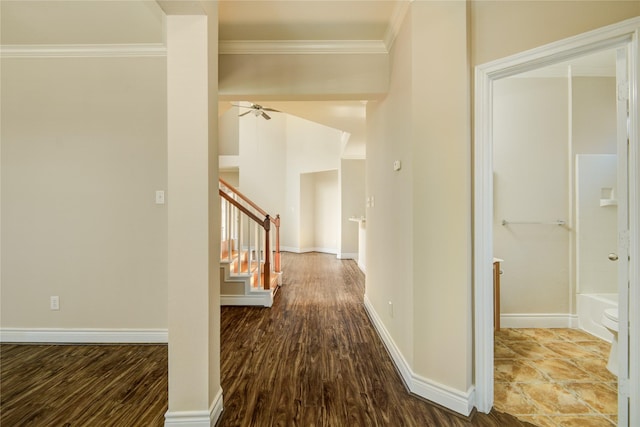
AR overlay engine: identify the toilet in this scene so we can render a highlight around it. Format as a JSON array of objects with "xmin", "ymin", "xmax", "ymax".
[{"xmin": 601, "ymin": 308, "xmax": 619, "ymax": 376}]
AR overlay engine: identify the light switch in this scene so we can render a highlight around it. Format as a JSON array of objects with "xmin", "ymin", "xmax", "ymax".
[{"xmin": 155, "ymin": 190, "xmax": 165, "ymax": 204}]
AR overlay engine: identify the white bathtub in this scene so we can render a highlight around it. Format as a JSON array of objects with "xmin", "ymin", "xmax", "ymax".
[{"xmin": 577, "ymin": 293, "xmax": 618, "ymax": 342}]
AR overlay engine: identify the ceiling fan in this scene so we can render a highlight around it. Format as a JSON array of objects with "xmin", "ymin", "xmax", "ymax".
[{"xmin": 233, "ymin": 103, "xmax": 281, "ymax": 120}]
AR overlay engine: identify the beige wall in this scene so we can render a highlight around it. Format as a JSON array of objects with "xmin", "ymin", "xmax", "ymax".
[
  {"xmin": 471, "ymin": 0, "xmax": 640, "ymax": 66},
  {"xmin": 366, "ymin": 2, "xmax": 415, "ymax": 368},
  {"xmin": 366, "ymin": 0, "xmax": 638, "ymax": 404},
  {"xmin": 219, "ymin": 52, "xmax": 388, "ymax": 100},
  {"xmin": 1, "ymin": 56, "xmax": 167, "ymax": 330}
]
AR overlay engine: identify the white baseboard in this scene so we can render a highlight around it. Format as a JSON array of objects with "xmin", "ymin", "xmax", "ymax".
[
  {"xmin": 164, "ymin": 388, "xmax": 223, "ymax": 427},
  {"xmin": 363, "ymin": 295, "xmax": 474, "ymax": 416},
  {"xmin": 220, "ymin": 293, "xmax": 273, "ymax": 307},
  {"xmin": 500, "ymin": 313, "xmax": 579, "ymax": 329},
  {"xmin": 337, "ymin": 252, "xmax": 358, "ymax": 260},
  {"xmin": 280, "ymin": 246, "xmax": 338, "ymax": 255},
  {"xmin": 0, "ymin": 328, "xmax": 168, "ymax": 344},
  {"xmin": 358, "ymin": 261, "xmax": 366, "ymax": 274}
]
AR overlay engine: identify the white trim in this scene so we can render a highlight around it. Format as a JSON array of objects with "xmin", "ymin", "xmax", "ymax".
[
  {"xmin": 164, "ymin": 389, "xmax": 223, "ymax": 427},
  {"xmin": 337, "ymin": 252, "xmax": 358, "ymax": 260},
  {"xmin": 220, "ymin": 293, "xmax": 273, "ymax": 308},
  {"xmin": 383, "ymin": 0, "xmax": 411, "ymax": 52},
  {"xmin": 499, "ymin": 313, "xmax": 579, "ymax": 329},
  {"xmin": 0, "ymin": 43, "xmax": 167, "ymax": 58},
  {"xmin": 0, "ymin": 328, "xmax": 168, "ymax": 344},
  {"xmin": 474, "ymin": 16, "xmax": 640, "ymax": 417},
  {"xmin": 281, "ymin": 246, "xmax": 338, "ymax": 255},
  {"xmin": 364, "ymin": 295, "xmax": 475, "ymax": 416},
  {"xmin": 358, "ymin": 261, "xmax": 366, "ymax": 274},
  {"xmin": 219, "ymin": 40, "xmax": 387, "ymax": 55}
]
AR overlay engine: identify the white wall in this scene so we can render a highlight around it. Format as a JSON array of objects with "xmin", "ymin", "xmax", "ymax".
[
  {"xmin": 234, "ymin": 110, "xmax": 344, "ymax": 253},
  {"xmin": 576, "ymin": 155, "xmax": 618, "ymax": 294},
  {"xmin": 1, "ymin": 56, "xmax": 167, "ymax": 330},
  {"xmin": 493, "ymin": 75, "xmax": 618, "ymax": 319},
  {"xmin": 573, "ymin": 76, "xmax": 618, "ymax": 296},
  {"xmin": 313, "ymin": 170, "xmax": 339, "ymax": 253},
  {"xmin": 493, "ymin": 77, "xmax": 570, "ymax": 315},
  {"xmin": 284, "ymin": 115, "xmax": 343, "ymax": 252},
  {"xmin": 339, "ymin": 159, "xmax": 366, "ymax": 259}
]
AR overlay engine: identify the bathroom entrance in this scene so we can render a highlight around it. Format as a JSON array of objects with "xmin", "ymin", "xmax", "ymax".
[{"xmin": 473, "ymin": 18, "xmax": 639, "ymax": 426}]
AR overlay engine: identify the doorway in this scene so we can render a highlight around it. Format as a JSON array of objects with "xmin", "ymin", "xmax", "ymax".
[{"xmin": 473, "ymin": 18, "xmax": 639, "ymax": 426}]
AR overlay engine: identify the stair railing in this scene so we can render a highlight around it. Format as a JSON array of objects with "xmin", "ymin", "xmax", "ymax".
[{"xmin": 219, "ymin": 178, "xmax": 281, "ymax": 290}]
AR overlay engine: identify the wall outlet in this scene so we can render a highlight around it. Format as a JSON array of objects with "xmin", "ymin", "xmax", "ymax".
[
  {"xmin": 155, "ymin": 190, "xmax": 165, "ymax": 204},
  {"xmin": 50, "ymin": 296, "xmax": 60, "ymax": 311}
]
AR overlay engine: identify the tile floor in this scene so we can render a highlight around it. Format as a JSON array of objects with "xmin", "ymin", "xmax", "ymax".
[{"xmin": 494, "ymin": 328, "xmax": 618, "ymax": 427}]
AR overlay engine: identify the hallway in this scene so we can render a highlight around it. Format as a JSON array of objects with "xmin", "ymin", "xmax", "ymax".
[{"xmin": 218, "ymin": 252, "xmax": 530, "ymax": 426}]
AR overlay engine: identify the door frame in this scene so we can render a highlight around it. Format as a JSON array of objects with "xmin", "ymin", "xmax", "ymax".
[{"xmin": 473, "ymin": 17, "xmax": 640, "ymax": 424}]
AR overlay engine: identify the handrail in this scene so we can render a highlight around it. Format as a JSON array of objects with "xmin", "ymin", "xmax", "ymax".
[
  {"xmin": 219, "ymin": 178, "xmax": 274, "ymax": 223},
  {"xmin": 219, "ymin": 190, "xmax": 263, "ymax": 225},
  {"xmin": 219, "ymin": 178, "xmax": 281, "ymax": 272}
]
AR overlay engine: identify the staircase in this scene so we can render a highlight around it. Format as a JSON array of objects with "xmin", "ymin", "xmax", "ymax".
[{"xmin": 219, "ymin": 178, "xmax": 282, "ymax": 307}]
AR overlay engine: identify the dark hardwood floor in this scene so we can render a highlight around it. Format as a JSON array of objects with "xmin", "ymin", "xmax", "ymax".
[
  {"xmin": 1, "ymin": 252, "xmax": 531, "ymax": 426},
  {"xmin": 218, "ymin": 252, "xmax": 531, "ymax": 427},
  {"xmin": 0, "ymin": 343, "xmax": 168, "ymax": 426}
]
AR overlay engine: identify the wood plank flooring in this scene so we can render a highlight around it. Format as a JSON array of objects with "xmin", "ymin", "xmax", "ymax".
[
  {"xmin": 0, "ymin": 343, "xmax": 167, "ymax": 426},
  {"xmin": 218, "ymin": 252, "xmax": 532, "ymax": 426},
  {"xmin": 1, "ymin": 252, "xmax": 532, "ymax": 426}
]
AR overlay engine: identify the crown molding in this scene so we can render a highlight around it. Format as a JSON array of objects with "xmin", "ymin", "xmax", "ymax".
[
  {"xmin": 383, "ymin": 0, "xmax": 411, "ymax": 52},
  {"xmin": 219, "ymin": 39, "xmax": 387, "ymax": 55},
  {"xmin": 0, "ymin": 43, "xmax": 167, "ymax": 58}
]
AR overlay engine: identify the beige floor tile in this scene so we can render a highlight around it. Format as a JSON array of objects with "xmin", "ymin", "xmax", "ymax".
[
  {"xmin": 505, "ymin": 341, "xmax": 563, "ymax": 360},
  {"xmin": 543, "ymin": 341, "xmax": 602, "ymax": 359},
  {"xmin": 548, "ymin": 415, "xmax": 616, "ymax": 426},
  {"xmin": 495, "ymin": 341, "xmax": 520, "ymax": 359},
  {"xmin": 552, "ymin": 328, "xmax": 595, "ymax": 342},
  {"xmin": 495, "ymin": 359, "xmax": 547, "ymax": 383},
  {"xmin": 494, "ymin": 382, "xmax": 539, "ymax": 415},
  {"xmin": 519, "ymin": 383, "xmax": 592, "ymax": 415},
  {"xmin": 574, "ymin": 340, "xmax": 612, "ymax": 359},
  {"xmin": 496, "ymin": 328, "xmax": 530, "ymax": 342},
  {"xmin": 533, "ymin": 359, "xmax": 591, "ymax": 381},
  {"xmin": 495, "ymin": 329, "xmax": 618, "ymax": 425},
  {"xmin": 573, "ymin": 358, "xmax": 617, "ymax": 382},
  {"xmin": 517, "ymin": 328, "xmax": 561, "ymax": 341},
  {"xmin": 564, "ymin": 382, "xmax": 617, "ymax": 415}
]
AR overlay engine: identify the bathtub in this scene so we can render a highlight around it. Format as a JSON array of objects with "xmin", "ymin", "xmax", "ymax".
[{"xmin": 577, "ymin": 293, "xmax": 618, "ymax": 342}]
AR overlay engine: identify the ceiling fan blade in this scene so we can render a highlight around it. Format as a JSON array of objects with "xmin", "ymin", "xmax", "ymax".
[
  {"xmin": 239, "ymin": 110, "xmax": 252, "ymax": 117},
  {"xmin": 261, "ymin": 107, "xmax": 281, "ymax": 113},
  {"xmin": 261, "ymin": 112, "xmax": 272, "ymax": 120}
]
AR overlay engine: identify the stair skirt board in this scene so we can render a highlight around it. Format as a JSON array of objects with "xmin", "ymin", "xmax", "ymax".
[
  {"xmin": 220, "ymin": 293, "xmax": 273, "ymax": 307},
  {"xmin": 0, "ymin": 328, "xmax": 168, "ymax": 344},
  {"xmin": 363, "ymin": 296, "xmax": 475, "ymax": 417},
  {"xmin": 164, "ymin": 388, "xmax": 223, "ymax": 427}
]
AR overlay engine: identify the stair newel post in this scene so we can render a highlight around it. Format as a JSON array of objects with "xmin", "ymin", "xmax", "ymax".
[
  {"xmin": 263, "ymin": 215, "xmax": 271, "ymax": 290},
  {"xmin": 274, "ymin": 214, "xmax": 281, "ymax": 273}
]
